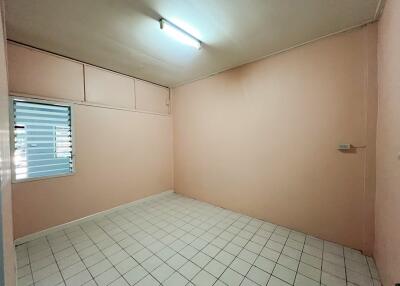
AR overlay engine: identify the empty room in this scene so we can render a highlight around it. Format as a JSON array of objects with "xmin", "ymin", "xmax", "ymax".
[{"xmin": 0, "ymin": 0, "xmax": 399, "ymax": 285}]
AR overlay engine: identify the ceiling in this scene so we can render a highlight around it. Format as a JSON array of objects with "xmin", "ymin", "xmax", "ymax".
[{"xmin": 5, "ymin": 0, "xmax": 382, "ymax": 87}]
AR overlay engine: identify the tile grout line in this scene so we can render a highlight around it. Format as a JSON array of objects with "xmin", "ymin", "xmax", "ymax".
[
  {"xmin": 291, "ymin": 233, "xmax": 307, "ymax": 286},
  {"xmin": 79, "ymin": 223, "xmax": 132, "ymax": 286},
  {"xmin": 94, "ymin": 213, "xmax": 173, "ymax": 285},
  {"xmin": 198, "ymin": 216, "xmax": 264, "ymax": 285},
  {"xmin": 62, "ymin": 228, "xmax": 100, "ymax": 286},
  {"xmin": 343, "ymin": 247, "xmax": 349, "ymax": 284},
  {"xmin": 268, "ymin": 230, "xmax": 294, "ymax": 285},
  {"xmin": 43, "ymin": 235, "xmax": 68, "ymax": 286},
  {"xmin": 320, "ymin": 240, "xmax": 325, "ymax": 285},
  {"xmin": 88, "ymin": 194, "xmax": 240, "ymax": 285},
  {"xmin": 16, "ymin": 193, "xmax": 382, "ymax": 286},
  {"xmin": 236, "ymin": 222, "xmax": 277, "ymax": 286},
  {"xmin": 156, "ymin": 201, "xmax": 247, "ymax": 285},
  {"xmin": 27, "ymin": 243, "xmax": 34, "ymax": 286},
  {"xmin": 175, "ymin": 215, "xmax": 243, "ymax": 285}
]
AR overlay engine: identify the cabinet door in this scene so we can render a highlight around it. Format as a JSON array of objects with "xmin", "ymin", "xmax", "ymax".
[
  {"xmin": 7, "ymin": 43, "xmax": 84, "ymax": 101},
  {"xmin": 135, "ymin": 80, "xmax": 170, "ymax": 114},
  {"xmin": 84, "ymin": 65, "xmax": 134, "ymax": 109}
]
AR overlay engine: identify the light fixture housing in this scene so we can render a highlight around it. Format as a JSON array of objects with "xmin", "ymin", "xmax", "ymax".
[{"xmin": 160, "ymin": 18, "xmax": 201, "ymax": 49}]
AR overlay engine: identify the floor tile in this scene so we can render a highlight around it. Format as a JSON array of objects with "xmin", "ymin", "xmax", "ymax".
[
  {"xmin": 61, "ymin": 261, "xmax": 86, "ymax": 280},
  {"xmin": 109, "ymin": 277, "xmax": 130, "ymax": 286},
  {"xmin": 321, "ymin": 271, "xmax": 346, "ymax": 286},
  {"xmin": 88, "ymin": 259, "xmax": 112, "ymax": 277},
  {"xmin": 123, "ymin": 265, "xmax": 148, "ymax": 285},
  {"xmin": 272, "ymin": 264, "xmax": 296, "ymax": 285},
  {"xmin": 178, "ymin": 261, "xmax": 201, "ymax": 280},
  {"xmin": 246, "ymin": 266, "xmax": 271, "ymax": 285},
  {"xmin": 17, "ymin": 265, "xmax": 31, "ymax": 278},
  {"xmin": 282, "ymin": 246, "xmax": 301, "ymax": 260},
  {"xmin": 266, "ymin": 240, "xmax": 284, "ymax": 253},
  {"xmin": 163, "ymin": 271, "xmax": 188, "ymax": 286},
  {"xmin": 201, "ymin": 244, "xmax": 220, "ymax": 258},
  {"xmin": 324, "ymin": 242, "xmax": 343, "ymax": 257},
  {"xmin": 14, "ymin": 193, "xmax": 381, "ymax": 286},
  {"xmin": 323, "ymin": 252, "xmax": 345, "ymax": 267},
  {"xmin": 277, "ymin": 254, "xmax": 299, "ymax": 271},
  {"xmin": 219, "ymin": 268, "xmax": 244, "ymax": 286},
  {"xmin": 141, "ymin": 256, "xmax": 163, "ymax": 272},
  {"xmin": 94, "ymin": 267, "xmax": 120, "ymax": 286},
  {"xmin": 241, "ymin": 277, "xmax": 259, "ymax": 286},
  {"xmin": 32, "ymin": 263, "xmax": 59, "ymax": 282},
  {"xmin": 204, "ymin": 259, "xmax": 227, "ymax": 278},
  {"xmin": 229, "ymin": 257, "xmax": 252, "ymax": 276},
  {"xmin": 18, "ymin": 273, "xmax": 33, "ymax": 286},
  {"xmin": 155, "ymin": 247, "xmax": 176, "ymax": 261},
  {"xmin": 267, "ymin": 276, "xmax": 291, "ymax": 286},
  {"xmin": 35, "ymin": 272, "xmax": 63, "ymax": 286},
  {"xmin": 238, "ymin": 249, "xmax": 258, "ymax": 264},
  {"xmin": 135, "ymin": 275, "xmax": 160, "ymax": 286},
  {"xmin": 151, "ymin": 263, "xmax": 174, "ymax": 282},
  {"xmin": 346, "ymin": 269, "xmax": 374, "ymax": 286},
  {"xmin": 303, "ymin": 244, "xmax": 323, "ymax": 259},
  {"xmin": 215, "ymin": 250, "xmax": 235, "ymax": 266},
  {"xmin": 116, "ymin": 258, "xmax": 137, "ymax": 275},
  {"xmin": 192, "ymin": 270, "xmax": 217, "ymax": 286},
  {"xmin": 254, "ymin": 256, "xmax": 275, "ymax": 274},
  {"xmin": 322, "ymin": 260, "xmax": 345, "ymax": 280},
  {"xmin": 65, "ymin": 270, "xmax": 92, "ymax": 286},
  {"xmin": 108, "ymin": 250, "xmax": 129, "ymax": 266},
  {"xmin": 305, "ymin": 237, "xmax": 323, "ymax": 250},
  {"xmin": 224, "ymin": 242, "xmax": 242, "ymax": 256},
  {"xmin": 345, "ymin": 259, "xmax": 370, "ymax": 276},
  {"xmin": 167, "ymin": 253, "xmax": 188, "ymax": 270},
  {"xmin": 191, "ymin": 252, "xmax": 212, "ymax": 268},
  {"xmin": 297, "ymin": 262, "xmax": 320, "ymax": 282},
  {"xmin": 294, "ymin": 273, "xmax": 320, "ymax": 286},
  {"xmin": 260, "ymin": 247, "xmax": 280, "ymax": 262},
  {"xmin": 300, "ymin": 253, "xmax": 322, "ymax": 269},
  {"xmin": 180, "ymin": 245, "xmax": 198, "ymax": 260},
  {"xmin": 132, "ymin": 248, "xmax": 152, "ymax": 263},
  {"xmin": 58, "ymin": 253, "xmax": 81, "ymax": 269},
  {"xmin": 286, "ymin": 239, "xmax": 304, "ymax": 252}
]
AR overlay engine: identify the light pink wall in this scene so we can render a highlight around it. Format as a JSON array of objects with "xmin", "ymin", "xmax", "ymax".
[
  {"xmin": 8, "ymin": 42, "xmax": 174, "ymax": 239},
  {"xmin": 375, "ymin": 0, "xmax": 400, "ymax": 284},
  {"xmin": 172, "ymin": 25, "xmax": 377, "ymax": 253},
  {"xmin": 8, "ymin": 43, "xmax": 85, "ymax": 101},
  {"xmin": 12, "ymin": 104, "xmax": 173, "ymax": 238},
  {"xmin": 0, "ymin": 1, "xmax": 16, "ymax": 284},
  {"xmin": 84, "ymin": 64, "xmax": 134, "ymax": 109}
]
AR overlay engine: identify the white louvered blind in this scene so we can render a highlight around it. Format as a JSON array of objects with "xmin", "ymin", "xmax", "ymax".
[{"xmin": 12, "ymin": 99, "xmax": 74, "ymax": 181}]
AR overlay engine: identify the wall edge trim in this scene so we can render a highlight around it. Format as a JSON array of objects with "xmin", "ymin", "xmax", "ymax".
[{"xmin": 171, "ymin": 21, "xmax": 378, "ymax": 88}]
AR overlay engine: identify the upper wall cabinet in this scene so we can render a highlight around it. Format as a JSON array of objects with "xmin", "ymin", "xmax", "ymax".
[
  {"xmin": 135, "ymin": 80, "xmax": 170, "ymax": 115},
  {"xmin": 84, "ymin": 65, "xmax": 134, "ymax": 110},
  {"xmin": 7, "ymin": 42, "xmax": 85, "ymax": 101}
]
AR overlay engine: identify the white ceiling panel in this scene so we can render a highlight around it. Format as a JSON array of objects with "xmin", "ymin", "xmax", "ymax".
[{"xmin": 5, "ymin": 0, "xmax": 381, "ymax": 87}]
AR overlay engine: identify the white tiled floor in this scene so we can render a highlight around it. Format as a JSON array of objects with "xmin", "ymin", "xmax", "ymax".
[{"xmin": 16, "ymin": 192, "xmax": 381, "ymax": 286}]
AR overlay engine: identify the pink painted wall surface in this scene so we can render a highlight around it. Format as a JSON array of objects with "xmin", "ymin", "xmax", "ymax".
[
  {"xmin": 12, "ymin": 104, "xmax": 173, "ymax": 238},
  {"xmin": 375, "ymin": 0, "xmax": 400, "ymax": 284},
  {"xmin": 172, "ymin": 25, "xmax": 377, "ymax": 253},
  {"xmin": 8, "ymin": 43, "xmax": 174, "ymax": 239}
]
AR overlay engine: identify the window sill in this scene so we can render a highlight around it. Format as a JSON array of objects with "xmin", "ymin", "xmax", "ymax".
[{"xmin": 12, "ymin": 171, "xmax": 75, "ymax": 184}]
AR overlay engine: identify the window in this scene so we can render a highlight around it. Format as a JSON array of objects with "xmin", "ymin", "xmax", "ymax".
[{"xmin": 11, "ymin": 98, "xmax": 74, "ymax": 182}]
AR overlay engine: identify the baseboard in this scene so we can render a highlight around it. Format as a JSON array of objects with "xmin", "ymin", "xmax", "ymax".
[{"xmin": 14, "ymin": 190, "xmax": 175, "ymax": 245}]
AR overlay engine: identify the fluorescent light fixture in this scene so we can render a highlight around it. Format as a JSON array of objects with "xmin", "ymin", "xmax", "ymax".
[{"xmin": 160, "ymin": 18, "xmax": 201, "ymax": 49}]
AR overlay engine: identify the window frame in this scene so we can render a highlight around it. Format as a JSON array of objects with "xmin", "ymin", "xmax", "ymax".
[{"xmin": 9, "ymin": 96, "xmax": 76, "ymax": 183}]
